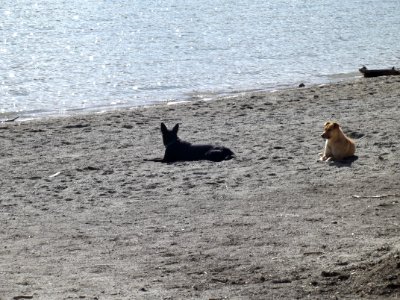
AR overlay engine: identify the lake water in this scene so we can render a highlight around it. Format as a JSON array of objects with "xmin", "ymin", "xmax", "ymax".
[{"xmin": 1, "ymin": 0, "xmax": 400, "ymax": 118}]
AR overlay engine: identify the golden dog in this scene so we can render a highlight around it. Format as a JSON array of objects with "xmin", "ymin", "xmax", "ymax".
[{"xmin": 320, "ymin": 122, "xmax": 355, "ymax": 161}]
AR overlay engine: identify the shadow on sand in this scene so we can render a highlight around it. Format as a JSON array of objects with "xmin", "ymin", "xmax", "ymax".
[{"xmin": 329, "ymin": 155, "xmax": 359, "ymax": 167}]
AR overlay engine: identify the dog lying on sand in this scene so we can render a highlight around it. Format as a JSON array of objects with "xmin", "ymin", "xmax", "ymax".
[
  {"xmin": 158, "ymin": 123, "xmax": 234, "ymax": 163},
  {"xmin": 320, "ymin": 121, "xmax": 356, "ymax": 161}
]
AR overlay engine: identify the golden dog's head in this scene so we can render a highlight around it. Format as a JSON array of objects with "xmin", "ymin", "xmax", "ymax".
[{"xmin": 321, "ymin": 121, "xmax": 340, "ymax": 139}]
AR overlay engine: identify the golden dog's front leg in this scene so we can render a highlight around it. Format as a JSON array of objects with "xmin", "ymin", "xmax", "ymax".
[{"xmin": 320, "ymin": 141, "xmax": 332, "ymax": 161}]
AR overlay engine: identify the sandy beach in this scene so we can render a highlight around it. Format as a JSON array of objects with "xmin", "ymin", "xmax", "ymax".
[{"xmin": 1, "ymin": 76, "xmax": 400, "ymax": 299}]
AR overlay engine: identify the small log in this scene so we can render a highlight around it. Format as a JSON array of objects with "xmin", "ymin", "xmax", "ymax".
[
  {"xmin": 1, "ymin": 116, "xmax": 19, "ymax": 123},
  {"xmin": 359, "ymin": 66, "xmax": 400, "ymax": 78}
]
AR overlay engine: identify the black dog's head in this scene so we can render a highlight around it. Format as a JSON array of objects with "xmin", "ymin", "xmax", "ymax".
[{"xmin": 160, "ymin": 123, "xmax": 179, "ymax": 147}]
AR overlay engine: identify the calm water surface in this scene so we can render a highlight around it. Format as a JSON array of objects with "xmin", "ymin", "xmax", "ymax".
[{"xmin": 1, "ymin": 0, "xmax": 400, "ymax": 117}]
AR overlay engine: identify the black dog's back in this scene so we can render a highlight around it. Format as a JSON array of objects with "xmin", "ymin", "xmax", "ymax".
[{"xmin": 160, "ymin": 123, "xmax": 234, "ymax": 163}]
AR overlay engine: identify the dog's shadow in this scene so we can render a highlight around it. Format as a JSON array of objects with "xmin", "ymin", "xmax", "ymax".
[
  {"xmin": 328, "ymin": 155, "xmax": 359, "ymax": 167},
  {"xmin": 143, "ymin": 158, "xmax": 165, "ymax": 163}
]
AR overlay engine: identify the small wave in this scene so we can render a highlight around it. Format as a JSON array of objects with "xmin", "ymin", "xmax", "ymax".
[{"xmin": 8, "ymin": 88, "xmax": 29, "ymax": 96}]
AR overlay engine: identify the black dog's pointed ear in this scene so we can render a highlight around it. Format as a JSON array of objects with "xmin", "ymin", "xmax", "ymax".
[
  {"xmin": 172, "ymin": 123, "xmax": 179, "ymax": 134},
  {"xmin": 161, "ymin": 123, "xmax": 167, "ymax": 133}
]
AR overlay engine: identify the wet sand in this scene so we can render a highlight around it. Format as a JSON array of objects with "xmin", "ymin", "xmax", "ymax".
[{"xmin": 1, "ymin": 76, "xmax": 400, "ymax": 299}]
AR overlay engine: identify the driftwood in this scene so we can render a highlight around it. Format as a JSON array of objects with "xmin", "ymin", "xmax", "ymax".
[
  {"xmin": 0, "ymin": 116, "xmax": 19, "ymax": 123},
  {"xmin": 359, "ymin": 66, "xmax": 400, "ymax": 78}
]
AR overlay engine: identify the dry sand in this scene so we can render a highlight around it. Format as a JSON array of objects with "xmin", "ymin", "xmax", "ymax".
[{"xmin": 1, "ymin": 76, "xmax": 400, "ymax": 299}]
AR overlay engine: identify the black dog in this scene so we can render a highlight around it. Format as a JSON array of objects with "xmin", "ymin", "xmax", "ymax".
[{"xmin": 158, "ymin": 123, "xmax": 234, "ymax": 162}]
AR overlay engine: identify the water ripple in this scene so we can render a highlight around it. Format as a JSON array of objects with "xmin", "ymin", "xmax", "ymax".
[{"xmin": 0, "ymin": 0, "xmax": 399, "ymax": 117}]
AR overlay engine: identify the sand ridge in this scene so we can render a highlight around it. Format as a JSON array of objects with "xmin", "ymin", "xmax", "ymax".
[{"xmin": 1, "ymin": 76, "xmax": 400, "ymax": 299}]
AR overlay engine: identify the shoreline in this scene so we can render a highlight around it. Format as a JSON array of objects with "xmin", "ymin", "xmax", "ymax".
[
  {"xmin": 1, "ymin": 71, "xmax": 361, "ymax": 122},
  {"xmin": 1, "ymin": 75, "xmax": 400, "ymax": 299}
]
